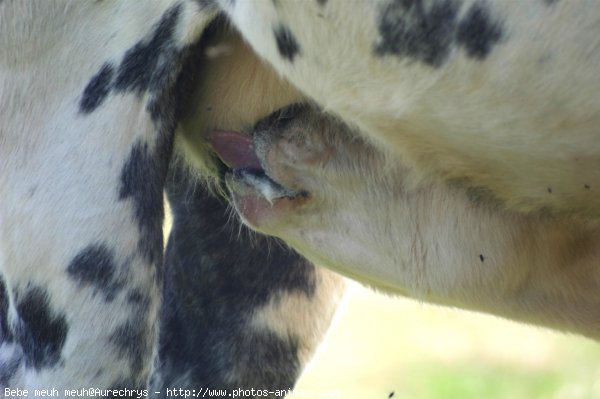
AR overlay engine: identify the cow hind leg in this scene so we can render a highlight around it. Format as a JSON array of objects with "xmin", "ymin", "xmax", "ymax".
[{"xmin": 155, "ymin": 165, "xmax": 345, "ymax": 395}]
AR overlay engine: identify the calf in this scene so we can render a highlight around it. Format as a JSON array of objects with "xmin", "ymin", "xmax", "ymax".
[
  {"xmin": 185, "ymin": 29, "xmax": 600, "ymax": 340},
  {"xmin": 218, "ymin": 102, "xmax": 600, "ymax": 340}
]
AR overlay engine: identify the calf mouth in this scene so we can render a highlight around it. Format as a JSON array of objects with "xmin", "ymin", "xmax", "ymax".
[{"xmin": 208, "ymin": 129, "xmax": 308, "ymax": 204}]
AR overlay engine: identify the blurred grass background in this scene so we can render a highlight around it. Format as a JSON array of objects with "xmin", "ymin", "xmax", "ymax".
[{"xmin": 293, "ymin": 282, "xmax": 600, "ymax": 399}]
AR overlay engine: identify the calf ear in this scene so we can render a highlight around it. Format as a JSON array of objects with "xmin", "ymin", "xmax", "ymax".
[{"xmin": 155, "ymin": 165, "xmax": 345, "ymax": 391}]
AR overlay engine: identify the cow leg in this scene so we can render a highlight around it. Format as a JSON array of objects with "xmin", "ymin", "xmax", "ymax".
[
  {"xmin": 155, "ymin": 165, "xmax": 345, "ymax": 396},
  {"xmin": 0, "ymin": 1, "xmax": 217, "ymax": 389}
]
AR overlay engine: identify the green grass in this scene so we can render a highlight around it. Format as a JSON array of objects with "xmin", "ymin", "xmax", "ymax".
[
  {"xmin": 401, "ymin": 365, "xmax": 562, "ymax": 399},
  {"xmin": 294, "ymin": 285, "xmax": 600, "ymax": 399}
]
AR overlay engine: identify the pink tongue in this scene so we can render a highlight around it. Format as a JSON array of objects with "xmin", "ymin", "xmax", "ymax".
[{"xmin": 208, "ymin": 130, "xmax": 263, "ymax": 170}]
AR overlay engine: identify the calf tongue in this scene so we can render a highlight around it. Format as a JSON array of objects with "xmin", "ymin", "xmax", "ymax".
[{"xmin": 208, "ymin": 129, "xmax": 263, "ymax": 171}]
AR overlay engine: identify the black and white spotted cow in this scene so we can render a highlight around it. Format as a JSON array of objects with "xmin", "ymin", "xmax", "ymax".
[{"xmin": 2, "ymin": 0, "xmax": 600, "ymax": 395}]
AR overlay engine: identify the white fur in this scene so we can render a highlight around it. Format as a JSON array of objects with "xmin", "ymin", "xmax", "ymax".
[{"xmin": 221, "ymin": 0, "xmax": 600, "ymax": 217}]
